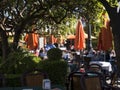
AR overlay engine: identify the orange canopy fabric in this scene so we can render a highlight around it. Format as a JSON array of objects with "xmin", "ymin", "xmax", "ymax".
[
  {"xmin": 24, "ymin": 33, "xmax": 39, "ymax": 50},
  {"xmin": 67, "ymin": 35, "xmax": 75, "ymax": 39},
  {"xmin": 97, "ymin": 31, "xmax": 103, "ymax": 50},
  {"xmin": 67, "ymin": 34, "xmax": 96, "ymax": 40},
  {"xmin": 50, "ymin": 35, "xmax": 58, "ymax": 44},
  {"xmin": 50, "ymin": 35, "xmax": 55, "ymax": 44},
  {"xmin": 97, "ymin": 17, "xmax": 113, "ymax": 51},
  {"xmin": 74, "ymin": 20, "xmax": 86, "ymax": 50}
]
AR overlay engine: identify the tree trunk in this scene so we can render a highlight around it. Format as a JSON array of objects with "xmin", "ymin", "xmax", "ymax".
[
  {"xmin": 13, "ymin": 28, "xmax": 22, "ymax": 50},
  {"xmin": 109, "ymin": 8, "xmax": 120, "ymax": 70},
  {"xmin": 13, "ymin": 17, "xmax": 31, "ymax": 50},
  {"xmin": 99, "ymin": 0, "xmax": 120, "ymax": 70},
  {"xmin": 0, "ymin": 28, "xmax": 9, "ymax": 61},
  {"xmin": 113, "ymin": 33, "xmax": 120, "ymax": 70}
]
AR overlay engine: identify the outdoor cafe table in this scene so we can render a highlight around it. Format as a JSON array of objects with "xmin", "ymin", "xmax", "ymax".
[{"xmin": 89, "ymin": 61, "xmax": 112, "ymax": 72}]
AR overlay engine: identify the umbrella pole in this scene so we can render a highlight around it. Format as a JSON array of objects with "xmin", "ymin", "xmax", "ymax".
[
  {"xmin": 78, "ymin": 50, "xmax": 81, "ymax": 68},
  {"xmin": 76, "ymin": 50, "xmax": 81, "ymax": 69},
  {"xmin": 80, "ymin": 50, "xmax": 84, "ymax": 67},
  {"xmin": 104, "ymin": 51, "xmax": 106, "ymax": 61}
]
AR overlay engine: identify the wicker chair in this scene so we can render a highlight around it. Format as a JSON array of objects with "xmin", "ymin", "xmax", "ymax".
[
  {"xmin": 80, "ymin": 71, "xmax": 111, "ymax": 90},
  {"xmin": 89, "ymin": 63, "xmax": 112, "ymax": 84},
  {"xmin": 66, "ymin": 71, "xmax": 84, "ymax": 90},
  {"xmin": 21, "ymin": 68, "xmax": 48, "ymax": 87}
]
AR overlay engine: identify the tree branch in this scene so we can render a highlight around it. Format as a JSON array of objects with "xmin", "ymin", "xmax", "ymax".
[
  {"xmin": 98, "ymin": 0, "xmax": 111, "ymax": 12},
  {"xmin": 49, "ymin": 10, "xmax": 67, "ymax": 24},
  {"xmin": 98, "ymin": 0, "xmax": 118, "ymax": 19}
]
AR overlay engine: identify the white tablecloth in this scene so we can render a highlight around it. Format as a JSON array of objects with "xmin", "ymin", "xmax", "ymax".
[
  {"xmin": 59, "ymin": 47, "xmax": 66, "ymax": 51},
  {"xmin": 89, "ymin": 61, "xmax": 112, "ymax": 72}
]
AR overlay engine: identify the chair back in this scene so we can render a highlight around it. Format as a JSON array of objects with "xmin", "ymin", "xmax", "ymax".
[
  {"xmin": 66, "ymin": 71, "xmax": 84, "ymax": 90},
  {"xmin": 21, "ymin": 68, "xmax": 48, "ymax": 87},
  {"xmin": 89, "ymin": 64, "xmax": 102, "ymax": 73},
  {"xmin": 80, "ymin": 71, "xmax": 103, "ymax": 90}
]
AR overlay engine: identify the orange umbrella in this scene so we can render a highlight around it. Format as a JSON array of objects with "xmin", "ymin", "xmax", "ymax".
[
  {"xmin": 49, "ymin": 35, "xmax": 59, "ymax": 44},
  {"xmin": 67, "ymin": 34, "xmax": 75, "ymax": 39},
  {"xmin": 50, "ymin": 35, "xmax": 53, "ymax": 44},
  {"xmin": 24, "ymin": 32, "xmax": 39, "ymax": 50},
  {"xmin": 97, "ymin": 30, "xmax": 102, "ymax": 50},
  {"xmin": 97, "ymin": 17, "xmax": 113, "ymax": 50},
  {"xmin": 74, "ymin": 20, "xmax": 86, "ymax": 50}
]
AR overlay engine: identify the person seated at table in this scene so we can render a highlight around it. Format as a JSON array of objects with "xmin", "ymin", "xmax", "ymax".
[
  {"xmin": 39, "ymin": 48, "xmax": 46, "ymax": 60},
  {"xmin": 89, "ymin": 48, "xmax": 96, "ymax": 54},
  {"xmin": 110, "ymin": 50, "xmax": 116, "ymax": 61},
  {"xmin": 62, "ymin": 50, "xmax": 71, "ymax": 61},
  {"xmin": 92, "ymin": 51, "xmax": 104, "ymax": 61},
  {"xmin": 45, "ymin": 42, "xmax": 56, "ymax": 52},
  {"xmin": 86, "ymin": 51, "xmax": 95, "ymax": 58}
]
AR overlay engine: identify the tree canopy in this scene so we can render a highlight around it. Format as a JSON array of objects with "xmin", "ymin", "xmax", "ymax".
[{"xmin": 1, "ymin": 0, "xmax": 120, "ymax": 68}]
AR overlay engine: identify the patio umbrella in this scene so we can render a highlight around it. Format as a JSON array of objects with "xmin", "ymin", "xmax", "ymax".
[
  {"xmin": 24, "ymin": 32, "xmax": 39, "ymax": 50},
  {"xmin": 67, "ymin": 34, "xmax": 75, "ymax": 39},
  {"xmin": 50, "ymin": 35, "xmax": 56, "ymax": 44},
  {"xmin": 97, "ymin": 15, "xmax": 113, "ymax": 51},
  {"xmin": 67, "ymin": 34, "xmax": 96, "ymax": 40},
  {"xmin": 97, "ymin": 31, "xmax": 102, "ymax": 50},
  {"xmin": 74, "ymin": 20, "xmax": 86, "ymax": 50}
]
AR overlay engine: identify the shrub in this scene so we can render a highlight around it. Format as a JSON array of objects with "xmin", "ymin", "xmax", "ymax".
[
  {"xmin": 47, "ymin": 48, "xmax": 62, "ymax": 61},
  {"xmin": 0, "ymin": 49, "xmax": 41, "ymax": 74},
  {"xmin": 0, "ymin": 49, "xmax": 41, "ymax": 87},
  {"xmin": 37, "ymin": 60, "xmax": 68, "ymax": 85}
]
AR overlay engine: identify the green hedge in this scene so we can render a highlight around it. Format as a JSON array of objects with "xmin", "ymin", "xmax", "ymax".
[
  {"xmin": 47, "ymin": 48, "xmax": 62, "ymax": 61},
  {"xmin": 38, "ymin": 48, "xmax": 68, "ymax": 85},
  {"xmin": 0, "ymin": 48, "xmax": 68, "ymax": 86},
  {"xmin": 37, "ymin": 60, "xmax": 68, "ymax": 85},
  {"xmin": 0, "ymin": 51, "xmax": 41, "ymax": 74}
]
